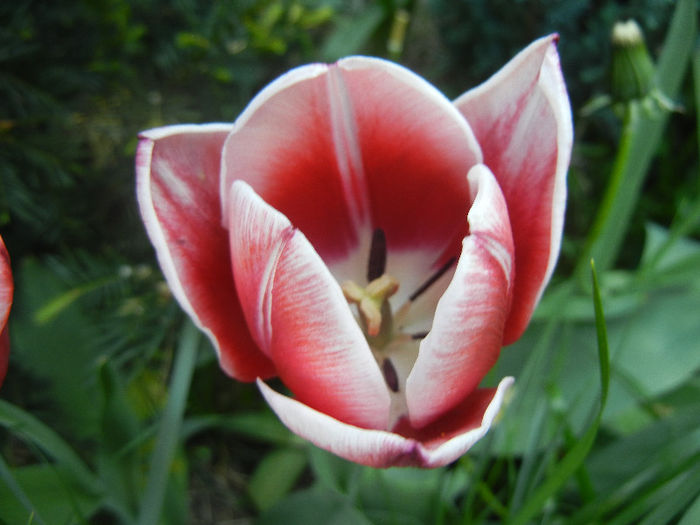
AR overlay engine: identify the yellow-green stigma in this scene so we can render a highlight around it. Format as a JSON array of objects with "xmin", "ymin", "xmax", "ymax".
[{"xmin": 342, "ymin": 273, "xmax": 399, "ymax": 345}]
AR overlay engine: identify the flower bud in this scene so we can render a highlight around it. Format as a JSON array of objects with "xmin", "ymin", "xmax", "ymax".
[{"xmin": 610, "ymin": 20, "xmax": 655, "ymax": 103}]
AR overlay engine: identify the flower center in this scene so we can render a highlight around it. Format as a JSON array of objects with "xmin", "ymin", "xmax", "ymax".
[
  {"xmin": 340, "ymin": 228, "xmax": 458, "ymax": 402},
  {"xmin": 341, "ymin": 273, "xmax": 399, "ymax": 343}
]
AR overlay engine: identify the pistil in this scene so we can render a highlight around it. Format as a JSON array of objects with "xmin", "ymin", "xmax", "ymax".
[{"xmin": 342, "ymin": 273, "xmax": 399, "ymax": 341}]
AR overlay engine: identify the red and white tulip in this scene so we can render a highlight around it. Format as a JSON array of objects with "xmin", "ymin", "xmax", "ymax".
[
  {"xmin": 0, "ymin": 235, "xmax": 13, "ymax": 388},
  {"xmin": 136, "ymin": 35, "xmax": 572, "ymax": 467}
]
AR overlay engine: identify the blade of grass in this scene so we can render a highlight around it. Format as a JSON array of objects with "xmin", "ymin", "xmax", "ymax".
[
  {"xmin": 678, "ymin": 491, "xmax": 700, "ymax": 525},
  {"xmin": 507, "ymin": 261, "xmax": 610, "ymax": 525},
  {"xmin": 570, "ymin": 425, "xmax": 700, "ymax": 524},
  {"xmin": 695, "ymin": 43, "xmax": 700, "ymax": 157},
  {"xmin": 136, "ymin": 321, "xmax": 199, "ymax": 525},
  {"xmin": 0, "ymin": 399, "xmax": 100, "ymax": 492},
  {"xmin": 0, "ymin": 454, "xmax": 48, "ymax": 525},
  {"xmin": 638, "ymin": 463, "xmax": 700, "ymax": 525},
  {"xmin": 608, "ymin": 453, "xmax": 700, "ymax": 525},
  {"xmin": 508, "ymin": 401, "xmax": 548, "ymax": 511}
]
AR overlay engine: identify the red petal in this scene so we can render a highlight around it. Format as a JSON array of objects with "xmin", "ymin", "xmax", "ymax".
[
  {"xmin": 392, "ymin": 377, "xmax": 514, "ymax": 467},
  {"xmin": 0, "ymin": 236, "xmax": 12, "ymax": 387},
  {"xmin": 454, "ymin": 35, "xmax": 572, "ymax": 344},
  {"xmin": 336, "ymin": 57, "xmax": 482, "ymax": 253},
  {"xmin": 229, "ymin": 181, "xmax": 390, "ymax": 430},
  {"xmin": 406, "ymin": 165, "xmax": 514, "ymax": 429},
  {"xmin": 258, "ymin": 376, "xmax": 513, "ymax": 468},
  {"xmin": 221, "ymin": 57, "xmax": 481, "ymax": 269},
  {"xmin": 136, "ymin": 125, "xmax": 275, "ymax": 381}
]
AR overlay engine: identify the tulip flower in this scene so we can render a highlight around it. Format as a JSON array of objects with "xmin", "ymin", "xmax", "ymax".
[
  {"xmin": 136, "ymin": 35, "xmax": 572, "ymax": 467},
  {"xmin": 0, "ymin": 235, "xmax": 13, "ymax": 387}
]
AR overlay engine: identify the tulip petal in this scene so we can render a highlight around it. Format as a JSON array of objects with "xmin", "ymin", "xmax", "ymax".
[
  {"xmin": 454, "ymin": 35, "xmax": 572, "ymax": 344},
  {"xmin": 392, "ymin": 376, "xmax": 514, "ymax": 467},
  {"xmin": 136, "ymin": 124, "xmax": 275, "ymax": 381},
  {"xmin": 258, "ymin": 376, "xmax": 513, "ymax": 468},
  {"xmin": 221, "ymin": 57, "xmax": 482, "ymax": 277},
  {"xmin": 229, "ymin": 181, "xmax": 391, "ymax": 430},
  {"xmin": 0, "ymin": 236, "xmax": 12, "ymax": 387},
  {"xmin": 406, "ymin": 165, "xmax": 514, "ymax": 429},
  {"xmin": 336, "ymin": 57, "xmax": 482, "ymax": 253}
]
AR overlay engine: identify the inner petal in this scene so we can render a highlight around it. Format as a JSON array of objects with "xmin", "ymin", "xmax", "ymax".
[{"xmin": 223, "ymin": 57, "xmax": 482, "ymax": 278}]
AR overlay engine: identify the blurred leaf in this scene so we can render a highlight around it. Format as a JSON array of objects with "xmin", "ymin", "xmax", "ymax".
[
  {"xmin": 307, "ymin": 445, "xmax": 359, "ymax": 493},
  {"xmin": 358, "ymin": 468, "xmax": 443, "ymax": 525},
  {"xmin": 12, "ymin": 258, "xmax": 101, "ymax": 437},
  {"xmin": 183, "ymin": 409, "xmax": 294, "ymax": 445},
  {"xmin": 0, "ymin": 453, "xmax": 48, "ymax": 525},
  {"xmin": 321, "ymin": 4, "xmax": 386, "ymax": 61},
  {"xmin": 248, "ymin": 447, "xmax": 307, "ymax": 511},
  {"xmin": 634, "ymin": 465, "xmax": 700, "ymax": 525},
  {"xmin": 507, "ymin": 261, "xmax": 610, "ymax": 525},
  {"xmin": 587, "ymin": 405, "xmax": 700, "ymax": 493},
  {"xmin": 576, "ymin": 0, "xmax": 697, "ymax": 275},
  {"xmin": 136, "ymin": 322, "xmax": 199, "ymax": 525},
  {"xmin": 639, "ymin": 223, "xmax": 700, "ymax": 286},
  {"xmin": 175, "ymin": 32, "xmax": 210, "ymax": 50},
  {"xmin": 497, "ymin": 226, "xmax": 700, "ymax": 449},
  {"xmin": 96, "ymin": 360, "xmax": 142, "ymax": 521},
  {"xmin": 0, "ymin": 399, "xmax": 100, "ymax": 493},
  {"xmin": 679, "ymin": 491, "xmax": 700, "ymax": 525},
  {"xmin": 0, "ymin": 464, "xmax": 101, "ymax": 525},
  {"xmin": 256, "ymin": 486, "xmax": 372, "ymax": 525},
  {"xmin": 34, "ymin": 275, "xmax": 114, "ymax": 324}
]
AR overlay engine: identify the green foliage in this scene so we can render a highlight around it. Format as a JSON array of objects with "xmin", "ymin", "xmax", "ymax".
[{"xmin": 1, "ymin": 0, "xmax": 699, "ymax": 523}]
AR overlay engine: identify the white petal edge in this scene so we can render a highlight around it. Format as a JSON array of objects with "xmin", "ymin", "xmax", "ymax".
[
  {"xmin": 219, "ymin": 63, "xmax": 329, "ymax": 213},
  {"xmin": 220, "ymin": 56, "xmax": 483, "ymax": 214},
  {"xmin": 454, "ymin": 35, "xmax": 572, "ymax": 306},
  {"xmin": 135, "ymin": 123, "xmax": 233, "ymax": 361},
  {"xmin": 337, "ymin": 56, "xmax": 483, "ymax": 165},
  {"xmin": 405, "ymin": 164, "xmax": 514, "ymax": 429},
  {"xmin": 257, "ymin": 376, "xmax": 514, "ymax": 468},
  {"xmin": 231, "ymin": 181, "xmax": 391, "ymax": 430}
]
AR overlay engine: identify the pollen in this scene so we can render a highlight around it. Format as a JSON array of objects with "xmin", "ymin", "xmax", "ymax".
[{"xmin": 342, "ymin": 273, "xmax": 399, "ymax": 337}]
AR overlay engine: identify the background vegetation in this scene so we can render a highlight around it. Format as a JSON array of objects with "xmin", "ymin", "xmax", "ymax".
[{"xmin": 1, "ymin": 0, "xmax": 699, "ymax": 523}]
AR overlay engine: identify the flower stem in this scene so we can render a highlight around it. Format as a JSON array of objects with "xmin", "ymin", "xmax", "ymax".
[{"xmin": 575, "ymin": 105, "xmax": 638, "ymax": 281}]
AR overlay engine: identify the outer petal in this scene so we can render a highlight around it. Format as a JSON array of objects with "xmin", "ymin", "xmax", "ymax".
[
  {"xmin": 258, "ymin": 376, "xmax": 513, "ymax": 468},
  {"xmin": 136, "ymin": 124, "xmax": 274, "ymax": 381},
  {"xmin": 221, "ymin": 57, "xmax": 482, "ymax": 272},
  {"xmin": 229, "ymin": 181, "xmax": 390, "ymax": 430},
  {"xmin": 454, "ymin": 35, "xmax": 572, "ymax": 344},
  {"xmin": 0, "ymin": 236, "xmax": 12, "ymax": 387},
  {"xmin": 406, "ymin": 165, "xmax": 514, "ymax": 429}
]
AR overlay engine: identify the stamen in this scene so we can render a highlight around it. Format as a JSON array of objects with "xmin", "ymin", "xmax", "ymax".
[
  {"xmin": 367, "ymin": 228, "xmax": 387, "ymax": 282},
  {"xmin": 408, "ymin": 256, "xmax": 457, "ymax": 302},
  {"xmin": 382, "ymin": 358, "xmax": 399, "ymax": 392},
  {"xmin": 342, "ymin": 274, "xmax": 398, "ymax": 338}
]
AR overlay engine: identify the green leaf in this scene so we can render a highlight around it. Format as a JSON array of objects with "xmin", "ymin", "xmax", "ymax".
[
  {"xmin": 679, "ymin": 491, "xmax": 700, "ymax": 525},
  {"xmin": 248, "ymin": 447, "xmax": 308, "ymax": 511},
  {"xmin": 0, "ymin": 464, "xmax": 101, "ymax": 525},
  {"xmin": 506, "ymin": 261, "xmax": 610, "ymax": 525},
  {"xmin": 572, "ymin": 406, "xmax": 700, "ymax": 523},
  {"xmin": 96, "ymin": 359, "xmax": 142, "ymax": 521},
  {"xmin": 136, "ymin": 321, "xmax": 199, "ymax": 525},
  {"xmin": 256, "ymin": 487, "xmax": 372, "ymax": 525},
  {"xmin": 12, "ymin": 258, "xmax": 102, "ymax": 438},
  {"xmin": 0, "ymin": 454, "xmax": 48, "ymax": 525},
  {"xmin": 182, "ymin": 410, "xmax": 294, "ymax": 445},
  {"xmin": 576, "ymin": 0, "xmax": 697, "ymax": 275},
  {"xmin": 307, "ymin": 445, "xmax": 359, "ymax": 493},
  {"xmin": 358, "ymin": 468, "xmax": 443, "ymax": 525},
  {"xmin": 321, "ymin": 4, "xmax": 386, "ymax": 61},
  {"xmin": 0, "ymin": 399, "xmax": 100, "ymax": 493}
]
